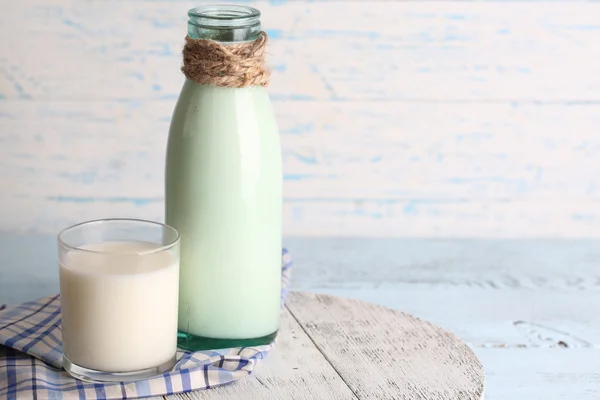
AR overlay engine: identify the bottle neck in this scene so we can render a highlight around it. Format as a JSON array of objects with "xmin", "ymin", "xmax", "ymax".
[{"xmin": 187, "ymin": 5, "xmax": 261, "ymax": 43}]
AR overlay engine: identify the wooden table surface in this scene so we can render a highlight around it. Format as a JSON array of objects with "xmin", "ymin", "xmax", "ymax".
[{"xmin": 1, "ymin": 235, "xmax": 599, "ymax": 399}]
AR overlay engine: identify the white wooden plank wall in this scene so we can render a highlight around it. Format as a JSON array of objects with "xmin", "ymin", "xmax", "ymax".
[{"xmin": 1, "ymin": 0, "xmax": 599, "ymax": 237}]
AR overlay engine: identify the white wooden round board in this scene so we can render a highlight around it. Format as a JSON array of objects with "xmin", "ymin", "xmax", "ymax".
[{"xmin": 183, "ymin": 291, "xmax": 485, "ymax": 400}]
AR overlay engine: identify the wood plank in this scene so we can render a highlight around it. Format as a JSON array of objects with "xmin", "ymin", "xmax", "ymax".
[
  {"xmin": 287, "ymin": 238, "xmax": 600, "ymax": 289},
  {"xmin": 286, "ymin": 291, "xmax": 485, "ymax": 400},
  {"xmin": 308, "ymin": 286, "xmax": 600, "ymax": 351},
  {"xmin": 476, "ymin": 348, "xmax": 600, "ymax": 400},
  {"xmin": 1, "ymin": 101, "xmax": 599, "ymax": 237},
  {"xmin": 0, "ymin": 233, "xmax": 58, "ymax": 306},
  {"xmin": 1, "ymin": 1, "xmax": 600, "ymax": 101},
  {"xmin": 166, "ymin": 306, "xmax": 357, "ymax": 400},
  {"xmin": 280, "ymin": 198, "xmax": 600, "ymax": 237},
  {"xmin": 287, "ymin": 238, "xmax": 600, "ymax": 347}
]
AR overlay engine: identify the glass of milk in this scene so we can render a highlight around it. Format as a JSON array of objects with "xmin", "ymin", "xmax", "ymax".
[{"xmin": 58, "ymin": 218, "xmax": 180, "ymax": 382}]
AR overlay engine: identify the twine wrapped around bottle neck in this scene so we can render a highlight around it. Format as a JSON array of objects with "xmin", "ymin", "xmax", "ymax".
[{"xmin": 181, "ymin": 31, "xmax": 270, "ymax": 88}]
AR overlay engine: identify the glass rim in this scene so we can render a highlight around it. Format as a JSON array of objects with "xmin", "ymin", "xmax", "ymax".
[{"xmin": 57, "ymin": 218, "xmax": 180, "ymax": 256}]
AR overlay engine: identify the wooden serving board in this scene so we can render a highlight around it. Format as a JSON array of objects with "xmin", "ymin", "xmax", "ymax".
[{"xmin": 172, "ymin": 291, "xmax": 485, "ymax": 400}]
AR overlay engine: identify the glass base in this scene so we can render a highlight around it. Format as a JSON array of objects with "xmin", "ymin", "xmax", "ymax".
[
  {"xmin": 63, "ymin": 355, "xmax": 177, "ymax": 383},
  {"xmin": 177, "ymin": 330, "xmax": 278, "ymax": 351}
]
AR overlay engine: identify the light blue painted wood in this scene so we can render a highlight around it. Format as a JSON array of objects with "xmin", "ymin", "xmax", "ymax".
[
  {"xmin": 0, "ymin": 0, "xmax": 599, "ymax": 237},
  {"xmin": 0, "ymin": 233, "xmax": 58, "ymax": 305}
]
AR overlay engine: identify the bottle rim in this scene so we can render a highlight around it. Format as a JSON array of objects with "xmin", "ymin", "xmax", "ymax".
[{"xmin": 188, "ymin": 5, "xmax": 261, "ymax": 28}]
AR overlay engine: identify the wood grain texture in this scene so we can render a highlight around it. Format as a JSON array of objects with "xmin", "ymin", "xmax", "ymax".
[
  {"xmin": 287, "ymin": 238, "xmax": 600, "ymax": 350},
  {"xmin": 174, "ymin": 291, "xmax": 484, "ymax": 400},
  {"xmin": 477, "ymin": 348, "xmax": 600, "ymax": 400},
  {"xmin": 285, "ymin": 292, "xmax": 484, "ymax": 400},
  {"xmin": 1, "ymin": 235, "xmax": 599, "ymax": 399},
  {"xmin": 2, "ymin": 1, "xmax": 600, "ymax": 102},
  {"xmin": 0, "ymin": 100, "xmax": 599, "ymax": 236},
  {"xmin": 170, "ymin": 305, "xmax": 357, "ymax": 400},
  {"xmin": 312, "ymin": 286, "xmax": 600, "ymax": 353},
  {"xmin": 1, "ymin": 0, "xmax": 600, "ymax": 237},
  {"xmin": 286, "ymin": 238, "xmax": 600, "ymax": 289}
]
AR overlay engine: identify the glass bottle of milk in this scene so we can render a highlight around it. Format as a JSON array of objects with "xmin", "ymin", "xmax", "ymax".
[{"xmin": 166, "ymin": 5, "xmax": 282, "ymax": 351}]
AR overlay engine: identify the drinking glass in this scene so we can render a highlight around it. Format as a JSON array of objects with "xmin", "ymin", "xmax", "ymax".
[{"xmin": 58, "ymin": 218, "xmax": 180, "ymax": 382}]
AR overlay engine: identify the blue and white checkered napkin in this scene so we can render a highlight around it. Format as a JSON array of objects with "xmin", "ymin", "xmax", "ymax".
[{"xmin": 0, "ymin": 249, "xmax": 292, "ymax": 399}]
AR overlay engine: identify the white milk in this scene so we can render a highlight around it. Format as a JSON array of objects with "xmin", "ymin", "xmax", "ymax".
[
  {"xmin": 166, "ymin": 83, "xmax": 282, "ymax": 341},
  {"xmin": 59, "ymin": 241, "xmax": 179, "ymax": 372}
]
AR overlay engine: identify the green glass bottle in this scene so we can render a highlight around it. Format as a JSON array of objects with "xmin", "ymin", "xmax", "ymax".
[{"xmin": 166, "ymin": 5, "xmax": 282, "ymax": 351}]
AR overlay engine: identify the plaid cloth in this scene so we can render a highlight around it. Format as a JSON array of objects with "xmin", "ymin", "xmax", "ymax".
[{"xmin": 0, "ymin": 248, "xmax": 292, "ymax": 399}]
